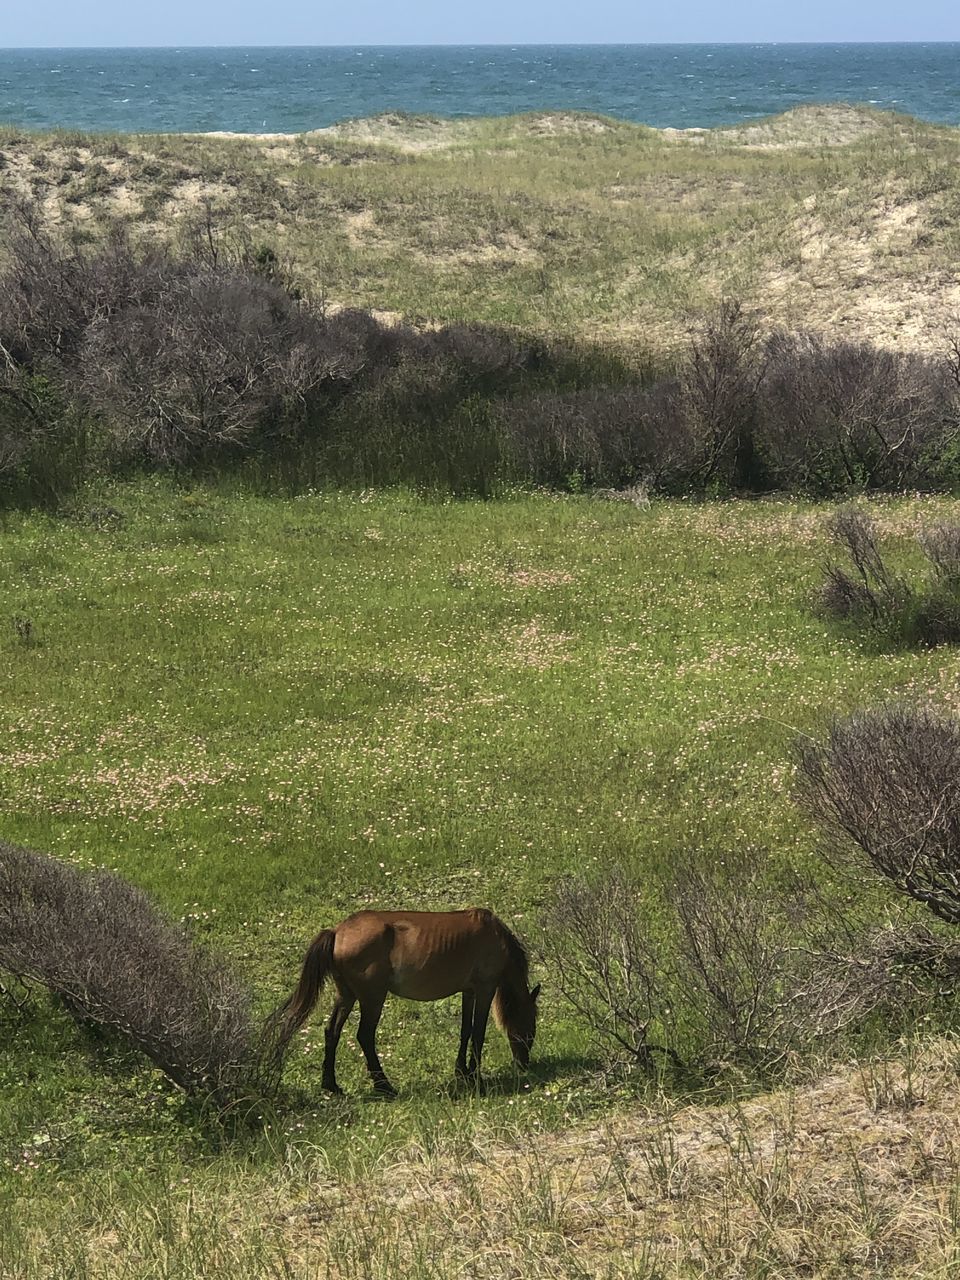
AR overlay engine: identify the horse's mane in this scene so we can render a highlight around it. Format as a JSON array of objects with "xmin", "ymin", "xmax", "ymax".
[
  {"xmin": 493, "ymin": 914, "xmax": 529, "ymax": 977},
  {"xmin": 491, "ymin": 915, "xmax": 532, "ymax": 1035}
]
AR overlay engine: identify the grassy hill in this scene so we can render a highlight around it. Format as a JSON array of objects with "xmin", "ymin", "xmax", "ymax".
[{"xmin": 3, "ymin": 105, "xmax": 960, "ymax": 352}]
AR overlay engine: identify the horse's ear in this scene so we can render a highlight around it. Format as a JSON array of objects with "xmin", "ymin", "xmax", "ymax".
[{"xmin": 531, "ymin": 983, "xmax": 541, "ymax": 1001}]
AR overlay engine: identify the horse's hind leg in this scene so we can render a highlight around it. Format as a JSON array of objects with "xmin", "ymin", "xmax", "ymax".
[
  {"xmin": 455, "ymin": 990, "xmax": 476, "ymax": 1079},
  {"xmin": 356, "ymin": 994, "xmax": 396, "ymax": 1097},
  {"xmin": 322, "ymin": 986, "xmax": 355, "ymax": 1095}
]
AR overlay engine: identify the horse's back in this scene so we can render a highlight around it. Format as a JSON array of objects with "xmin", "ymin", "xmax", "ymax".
[{"xmin": 333, "ymin": 908, "xmax": 506, "ymax": 1000}]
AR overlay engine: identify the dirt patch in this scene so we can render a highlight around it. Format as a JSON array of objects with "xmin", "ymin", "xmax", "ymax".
[{"xmin": 500, "ymin": 618, "xmax": 573, "ymax": 669}]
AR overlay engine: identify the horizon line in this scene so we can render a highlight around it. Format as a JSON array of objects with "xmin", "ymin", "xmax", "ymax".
[{"xmin": 3, "ymin": 39, "xmax": 960, "ymax": 51}]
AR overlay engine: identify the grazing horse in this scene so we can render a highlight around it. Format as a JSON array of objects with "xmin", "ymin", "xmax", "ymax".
[{"xmin": 265, "ymin": 908, "xmax": 540, "ymax": 1095}]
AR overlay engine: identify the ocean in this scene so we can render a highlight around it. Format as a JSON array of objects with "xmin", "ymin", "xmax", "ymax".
[{"xmin": 0, "ymin": 44, "xmax": 958, "ymax": 135}]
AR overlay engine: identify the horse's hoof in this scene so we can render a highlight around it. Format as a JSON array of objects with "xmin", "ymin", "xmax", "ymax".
[
  {"xmin": 324, "ymin": 1083, "xmax": 344, "ymax": 1096},
  {"xmin": 373, "ymin": 1080, "xmax": 398, "ymax": 1099},
  {"xmin": 453, "ymin": 1070, "xmax": 484, "ymax": 1094}
]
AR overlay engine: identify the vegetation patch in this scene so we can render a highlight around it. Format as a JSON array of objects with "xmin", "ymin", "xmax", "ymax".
[{"xmin": 5, "ymin": 106, "xmax": 960, "ymax": 348}]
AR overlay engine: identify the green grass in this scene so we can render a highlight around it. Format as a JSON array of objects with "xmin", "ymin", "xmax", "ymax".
[
  {"xmin": 0, "ymin": 493, "xmax": 957, "ymax": 1089},
  {"xmin": 4, "ymin": 480, "xmax": 960, "ymax": 1272}
]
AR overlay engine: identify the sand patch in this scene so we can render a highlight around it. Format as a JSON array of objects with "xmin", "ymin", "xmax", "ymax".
[
  {"xmin": 269, "ymin": 1039, "xmax": 960, "ymax": 1278},
  {"xmin": 316, "ymin": 113, "xmax": 459, "ymax": 154},
  {"xmin": 516, "ymin": 112, "xmax": 616, "ymax": 137},
  {"xmin": 762, "ymin": 193, "xmax": 960, "ymax": 352},
  {"xmin": 162, "ymin": 177, "xmax": 236, "ymax": 215},
  {"xmin": 342, "ymin": 208, "xmax": 387, "ymax": 250},
  {"xmin": 711, "ymin": 103, "xmax": 894, "ymax": 150},
  {"xmin": 426, "ymin": 231, "xmax": 539, "ymax": 268}
]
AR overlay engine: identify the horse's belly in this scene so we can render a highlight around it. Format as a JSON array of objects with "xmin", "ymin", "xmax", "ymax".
[{"xmin": 388, "ymin": 966, "xmax": 463, "ymax": 1001}]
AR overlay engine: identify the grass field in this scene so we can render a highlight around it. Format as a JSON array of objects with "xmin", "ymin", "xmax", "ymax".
[{"xmin": 4, "ymin": 480, "xmax": 960, "ymax": 1275}]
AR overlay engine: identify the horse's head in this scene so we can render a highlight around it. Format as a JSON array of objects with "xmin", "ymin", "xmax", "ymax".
[{"xmin": 507, "ymin": 982, "xmax": 541, "ymax": 1069}]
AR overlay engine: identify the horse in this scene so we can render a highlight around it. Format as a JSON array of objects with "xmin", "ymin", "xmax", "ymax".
[{"xmin": 264, "ymin": 907, "xmax": 540, "ymax": 1096}]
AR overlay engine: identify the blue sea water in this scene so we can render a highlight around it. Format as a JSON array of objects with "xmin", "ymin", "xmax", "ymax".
[{"xmin": 0, "ymin": 44, "xmax": 958, "ymax": 135}]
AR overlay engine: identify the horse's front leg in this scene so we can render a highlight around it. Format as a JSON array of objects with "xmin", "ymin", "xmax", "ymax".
[
  {"xmin": 455, "ymin": 989, "xmax": 476, "ymax": 1079},
  {"xmin": 468, "ymin": 987, "xmax": 495, "ymax": 1084},
  {"xmin": 356, "ymin": 994, "xmax": 396, "ymax": 1096}
]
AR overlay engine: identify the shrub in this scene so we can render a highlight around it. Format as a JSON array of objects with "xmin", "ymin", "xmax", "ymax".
[
  {"xmin": 680, "ymin": 299, "xmax": 765, "ymax": 490},
  {"xmin": 819, "ymin": 507, "xmax": 911, "ymax": 632},
  {"xmin": 819, "ymin": 508, "xmax": 960, "ymax": 646},
  {"xmin": 539, "ymin": 868, "xmax": 678, "ymax": 1067},
  {"xmin": 5, "ymin": 194, "xmax": 960, "ymax": 502},
  {"xmin": 78, "ymin": 276, "xmax": 363, "ymax": 464},
  {"xmin": 758, "ymin": 331, "xmax": 952, "ymax": 492},
  {"xmin": 0, "ymin": 839, "xmax": 257, "ymax": 1102},
  {"xmin": 540, "ymin": 856, "xmax": 805, "ymax": 1072},
  {"xmin": 796, "ymin": 705, "xmax": 960, "ymax": 926},
  {"xmin": 0, "ymin": 368, "xmax": 86, "ymax": 500},
  {"xmin": 542, "ymin": 849, "xmax": 960, "ymax": 1076},
  {"xmin": 790, "ymin": 919, "xmax": 960, "ymax": 1039},
  {"xmin": 672, "ymin": 862, "xmax": 802, "ymax": 1067},
  {"xmin": 497, "ymin": 379, "xmax": 695, "ymax": 492},
  {"xmin": 0, "ymin": 200, "xmax": 170, "ymax": 367}
]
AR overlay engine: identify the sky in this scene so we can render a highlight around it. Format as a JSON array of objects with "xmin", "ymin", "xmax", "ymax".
[{"xmin": 1, "ymin": 0, "xmax": 958, "ymax": 47}]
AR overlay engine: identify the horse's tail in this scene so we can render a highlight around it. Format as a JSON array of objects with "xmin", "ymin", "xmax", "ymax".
[{"xmin": 259, "ymin": 929, "xmax": 336, "ymax": 1081}]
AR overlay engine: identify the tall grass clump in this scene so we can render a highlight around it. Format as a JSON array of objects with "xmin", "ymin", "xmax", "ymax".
[{"xmin": 0, "ymin": 838, "xmax": 257, "ymax": 1102}]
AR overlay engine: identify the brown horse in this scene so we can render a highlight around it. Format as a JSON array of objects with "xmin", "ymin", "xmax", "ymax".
[{"xmin": 265, "ymin": 907, "xmax": 540, "ymax": 1095}]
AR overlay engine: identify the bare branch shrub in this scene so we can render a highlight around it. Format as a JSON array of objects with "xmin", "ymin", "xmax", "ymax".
[
  {"xmin": 497, "ymin": 379, "xmax": 696, "ymax": 491},
  {"xmin": 819, "ymin": 511, "xmax": 960, "ymax": 646},
  {"xmin": 791, "ymin": 919, "xmax": 960, "ymax": 1039},
  {"xmin": 542, "ymin": 858, "xmax": 806, "ymax": 1071},
  {"xmin": 0, "ymin": 373, "xmax": 50, "ymax": 476},
  {"xmin": 672, "ymin": 862, "xmax": 803, "ymax": 1066},
  {"xmin": 539, "ymin": 869, "xmax": 677, "ymax": 1065},
  {"xmin": 680, "ymin": 299, "xmax": 765, "ymax": 489},
  {"xmin": 819, "ymin": 507, "xmax": 910, "ymax": 627},
  {"xmin": 918, "ymin": 522, "xmax": 960, "ymax": 583},
  {"xmin": 0, "ymin": 839, "xmax": 257, "ymax": 1101},
  {"xmin": 78, "ymin": 276, "xmax": 366, "ymax": 463},
  {"xmin": 758, "ymin": 331, "xmax": 950, "ymax": 491},
  {"xmin": 796, "ymin": 705, "xmax": 960, "ymax": 925},
  {"xmin": 543, "ymin": 845, "xmax": 960, "ymax": 1074},
  {"xmin": 424, "ymin": 322, "xmax": 539, "ymax": 380}
]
